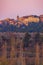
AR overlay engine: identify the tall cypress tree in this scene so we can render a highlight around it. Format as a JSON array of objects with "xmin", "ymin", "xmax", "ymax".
[{"xmin": 23, "ymin": 32, "xmax": 31, "ymax": 48}]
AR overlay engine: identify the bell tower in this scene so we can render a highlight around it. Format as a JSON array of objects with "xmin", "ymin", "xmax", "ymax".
[{"xmin": 17, "ymin": 15, "xmax": 19, "ymax": 20}]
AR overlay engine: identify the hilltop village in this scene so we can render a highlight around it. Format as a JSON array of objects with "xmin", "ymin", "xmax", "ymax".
[
  {"xmin": 0, "ymin": 15, "xmax": 43, "ymax": 25},
  {"xmin": 0, "ymin": 15, "xmax": 43, "ymax": 32}
]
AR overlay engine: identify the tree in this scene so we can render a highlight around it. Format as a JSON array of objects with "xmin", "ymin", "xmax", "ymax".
[{"xmin": 23, "ymin": 32, "xmax": 31, "ymax": 48}]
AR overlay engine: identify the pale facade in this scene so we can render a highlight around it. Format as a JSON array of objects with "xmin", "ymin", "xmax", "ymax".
[{"xmin": 0, "ymin": 33, "xmax": 43, "ymax": 65}]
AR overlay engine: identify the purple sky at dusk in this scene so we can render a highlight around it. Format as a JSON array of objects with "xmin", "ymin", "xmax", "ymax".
[{"xmin": 0, "ymin": 0, "xmax": 43, "ymax": 19}]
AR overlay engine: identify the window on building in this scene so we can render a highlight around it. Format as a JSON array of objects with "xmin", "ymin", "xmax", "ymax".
[
  {"xmin": 6, "ymin": 54, "xmax": 10, "ymax": 59},
  {"xmin": 6, "ymin": 47, "xmax": 11, "ymax": 52},
  {"xmin": 23, "ymin": 52, "xmax": 27, "ymax": 57},
  {"xmin": 6, "ymin": 42, "xmax": 11, "ymax": 46},
  {"xmin": 0, "ymin": 48, "xmax": 2, "ymax": 57},
  {"xmin": 23, "ymin": 51, "xmax": 35, "ymax": 57},
  {"xmin": 26, "ymin": 60, "xmax": 35, "ymax": 65},
  {"xmin": 16, "ymin": 43, "xmax": 20, "ymax": 49},
  {"xmin": 0, "ymin": 42, "xmax": 3, "ymax": 48},
  {"xmin": 6, "ymin": 52, "xmax": 10, "ymax": 59},
  {"xmin": 28, "ymin": 53, "xmax": 35, "ymax": 57},
  {"xmin": 15, "ymin": 52, "xmax": 20, "ymax": 58},
  {"xmin": 20, "ymin": 37, "xmax": 23, "ymax": 40},
  {"xmin": 39, "ymin": 53, "xmax": 42, "ymax": 57}
]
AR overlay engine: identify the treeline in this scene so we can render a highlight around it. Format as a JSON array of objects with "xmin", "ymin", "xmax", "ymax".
[{"xmin": 0, "ymin": 22, "xmax": 43, "ymax": 32}]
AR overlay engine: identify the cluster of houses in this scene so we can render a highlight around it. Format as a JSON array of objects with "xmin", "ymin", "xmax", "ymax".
[{"xmin": 0, "ymin": 15, "xmax": 43, "ymax": 26}]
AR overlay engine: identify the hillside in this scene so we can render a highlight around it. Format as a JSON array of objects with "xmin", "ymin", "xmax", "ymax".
[
  {"xmin": 0, "ymin": 22, "xmax": 43, "ymax": 32},
  {"xmin": 0, "ymin": 15, "xmax": 43, "ymax": 32}
]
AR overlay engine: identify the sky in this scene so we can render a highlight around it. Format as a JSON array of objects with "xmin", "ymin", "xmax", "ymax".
[{"xmin": 0, "ymin": 0, "xmax": 43, "ymax": 19}]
